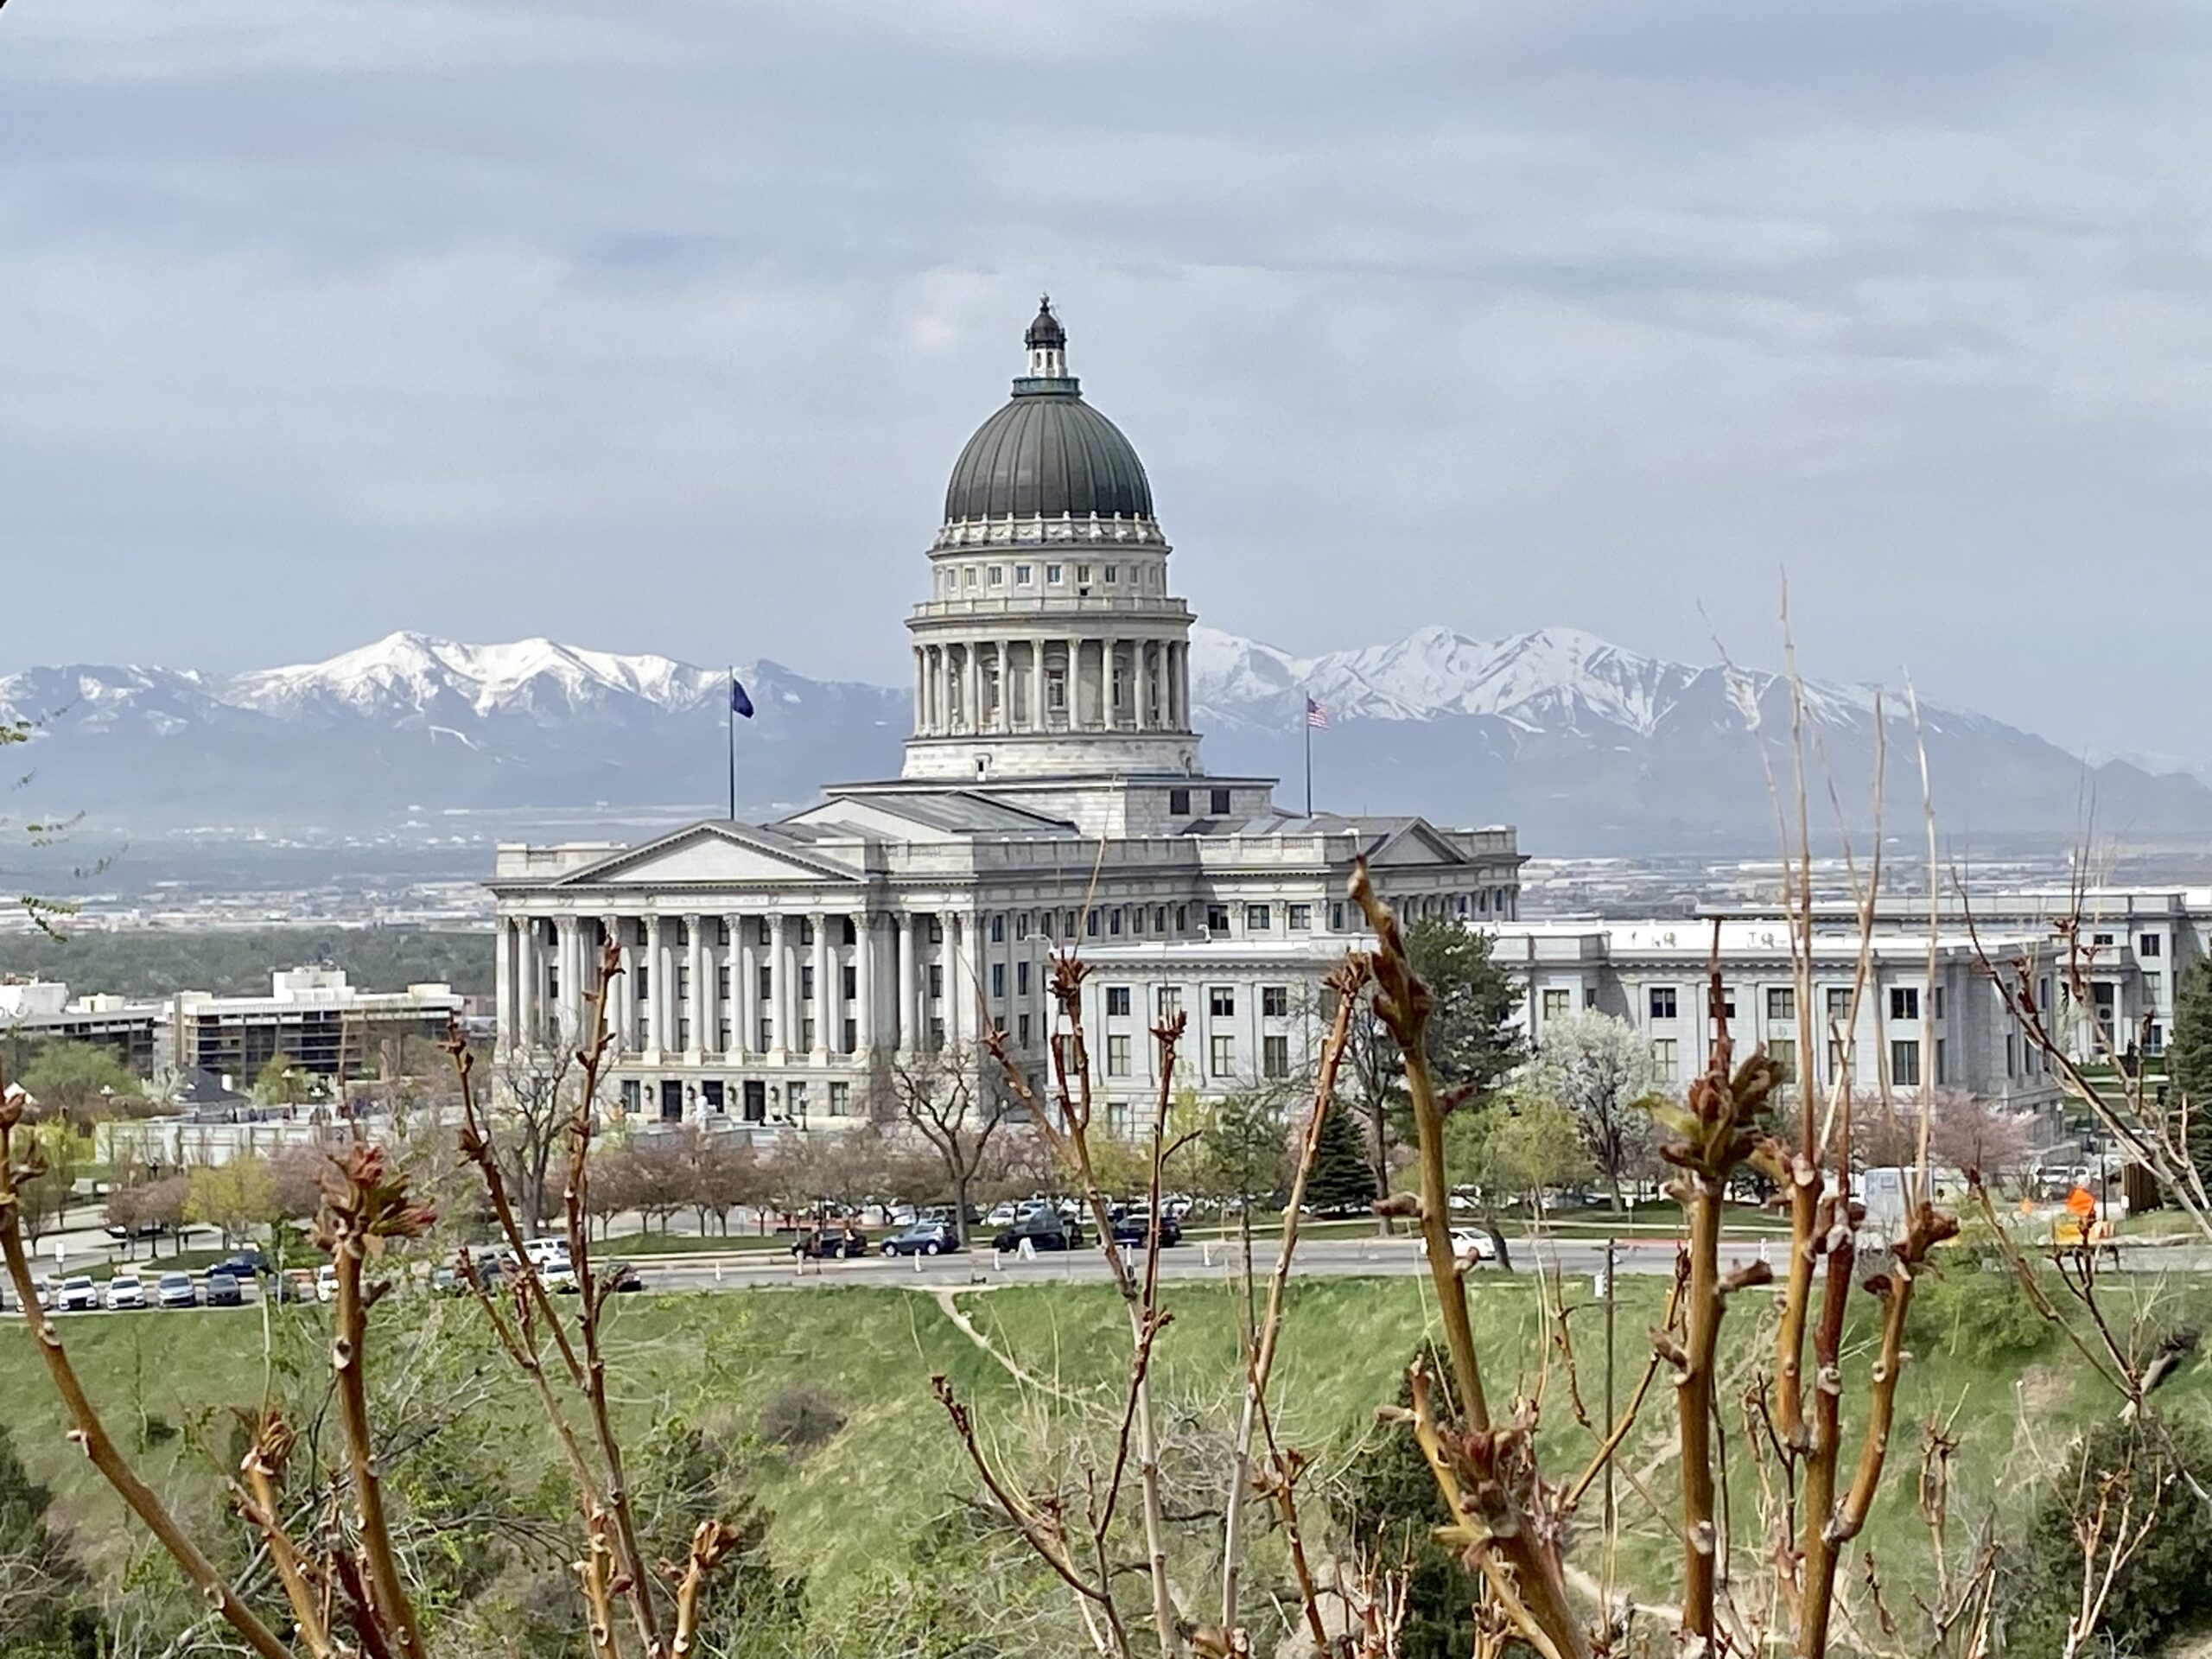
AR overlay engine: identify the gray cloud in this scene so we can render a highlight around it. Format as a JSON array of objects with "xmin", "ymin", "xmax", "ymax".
[{"xmin": 8, "ymin": 1, "xmax": 2212, "ymax": 764}]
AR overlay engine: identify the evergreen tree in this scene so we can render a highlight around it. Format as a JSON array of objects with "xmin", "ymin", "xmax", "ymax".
[
  {"xmin": 0, "ymin": 1424, "xmax": 96, "ymax": 1656},
  {"xmin": 1305, "ymin": 1103, "xmax": 1377, "ymax": 1216},
  {"xmin": 2173, "ymin": 957, "xmax": 2212, "ymax": 1185},
  {"xmin": 1342, "ymin": 1348, "xmax": 1476, "ymax": 1659}
]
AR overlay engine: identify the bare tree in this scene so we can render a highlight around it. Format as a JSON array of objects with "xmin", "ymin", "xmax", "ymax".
[
  {"xmin": 493, "ymin": 1039, "xmax": 582, "ymax": 1232},
  {"xmin": 888, "ymin": 1045, "xmax": 1017, "ymax": 1246}
]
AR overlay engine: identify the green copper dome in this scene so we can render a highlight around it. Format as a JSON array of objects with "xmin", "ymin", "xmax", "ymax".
[{"xmin": 941, "ymin": 302, "xmax": 1155, "ymax": 525}]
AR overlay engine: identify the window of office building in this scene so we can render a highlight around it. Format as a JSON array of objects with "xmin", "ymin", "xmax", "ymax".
[
  {"xmin": 1107, "ymin": 986, "xmax": 1131, "ymax": 1017},
  {"xmin": 1158, "ymin": 986, "xmax": 1184, "ymax": 1019},
  {"xmin": 1541, "ymin": 988, "xmax": 1571, "ymax": 1019},
  {"xmin": 1891, "ymin": 1039, "xmax": 1921, "ymax": 1087},
  {"xmin": 1287, "ymin": 903, "xmax": 1312, "ymax": 930},
  {"xmin": 1651, "ymin": 1038, "xmax": 1679, "ymax": 1078},
  {"xmin": 830, "ymin": 1082, "xmax": 850, "ymax": 1116},
  {"xmin": 1246, "ymin": 904, "xmax": 1271, "ymax": 931},
  {"xmin": 1206, "ymin": 904, "xmax": 1230, "ymax": 932},
  {"xmin": 1107, "ymin": 1035, "xmax": 1131, "ymax": 1077},
  {"xmin": 1210, "ymin": 1035, "xmax": 1236, "ymax": 1076},
  {"xmin": 1649, "ymin": 987, "xmax": 1678, "ymax": 1020},
  {"xmin": 1263, "ymin": 1035, "xmax": 1290, "ymax": 1079},
  {"xmin": 1262, "ymin": 986, "xmax": 1289, "ymax": 1018},
  {"xmin": 1210, "ymin": 986, "xmax": 1236, "ymax": 1018},
  {"xmin": 1890, "ymin": 988, "xmax": 1919, "ymax": 1023}
]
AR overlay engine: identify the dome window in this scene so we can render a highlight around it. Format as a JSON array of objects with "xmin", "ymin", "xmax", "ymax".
[
  {"xmin": 1046, "ymin": 563, "xmax": 1063, "ymax": 584},
  {"xmin": 1014, "ymin": 563, "xmax": 1032, "ymax": 584},
  {"xmin": 987, "ymin": 564, "xmax": 1003, "ymax": 586},
  {"xmin": 1103, "ymin": 565, "xmax": 1118, "ymax": 584}
]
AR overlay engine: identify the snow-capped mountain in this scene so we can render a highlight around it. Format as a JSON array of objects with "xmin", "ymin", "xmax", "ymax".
[{"xmin": 3, "ymin": 627, "xmax": 2203, "ymax": 853}]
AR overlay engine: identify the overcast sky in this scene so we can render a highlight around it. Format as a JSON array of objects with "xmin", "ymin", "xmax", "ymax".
[{"xmin": 9, "ymin": 2, "xmax": 2212, "ymax": 762}]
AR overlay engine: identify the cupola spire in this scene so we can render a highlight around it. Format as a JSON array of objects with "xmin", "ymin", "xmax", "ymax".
[{"xmin": 1024, "ymin": 295, "xmax": 1068, "ymax": 380}]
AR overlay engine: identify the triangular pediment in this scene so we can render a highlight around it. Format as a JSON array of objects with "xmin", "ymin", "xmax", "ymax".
[
  {"xmin": 1363, "ymin": 820, "xmax": 1469, "ymax": 868},
  {"xmin": 551, "ymin": 823, "xmax": 857, "ymax": 888}
]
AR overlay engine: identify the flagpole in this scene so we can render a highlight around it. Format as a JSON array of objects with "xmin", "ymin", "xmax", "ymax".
[
  {"xmin": 727, "ymin": 664, "xmax": 737, "ymax": 823},
  {"xmin": 1304, "ymin": 700, "xmax": 1313, "ymax": 817}
]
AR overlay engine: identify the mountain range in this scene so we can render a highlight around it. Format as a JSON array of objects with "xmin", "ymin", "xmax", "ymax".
[{"xmin": 2, "ymin": 626, "xmax": 2200, "ymax": 855}]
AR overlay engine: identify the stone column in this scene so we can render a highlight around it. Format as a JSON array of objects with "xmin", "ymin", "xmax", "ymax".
[
  {"xmin": 963, "ymin": 646, "xmax": 981, "ymax": 735},
  {"xmin": 722, "ymin": 914, "xmax": 741, "ymax": 1055},
  {"xmin": 1031, "ymin": 638, "xmax": 1048, "ymax": 729},
  {"xmin": 642, "ymin": 916, "xmax": 663, "ymax": 1054},
  {"xmin": 897, "ymin": 912, "xmax": 917, "ymax": 1056},
  {"xmin": 604, "ymin": 915, "xmax": 632, "ymax": 1051},
  {"xmin": 1135, "ymin": 641, "xmax": 1151, "ymax": 731},
  {"xmin": 912, "ymin": 649, "xmax": 926, "ymax": 736},
  {"xmin": 856, "ymin": 910, "xmax": 876, "ymax": 1055},
  {"xmin": 683, "ymin": 913, "xmax": 705, "ymax": 1058},
  {"xmin": 810, "ymin": 910, "xmax": 830, "ymax": 1058},
  {"xmin": 768, "ymin": 912, "xmax": 788, "ymax": 1058},
  {"xmin": 494, "ymin": 917, "xmax": 516, "ymax": 1052},
  {"xmin": 736, "ymin": 914, "xmax": 757, "ymax": 1056},
  {"xmin": 553, "ymin": 917, "xmax": 580, "ymax": 1046}
]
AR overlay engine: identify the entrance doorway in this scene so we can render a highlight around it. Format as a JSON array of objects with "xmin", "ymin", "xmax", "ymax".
[{"xmin": 741, "ymin": 1080, "xmax": 766, "ymax": 1123}]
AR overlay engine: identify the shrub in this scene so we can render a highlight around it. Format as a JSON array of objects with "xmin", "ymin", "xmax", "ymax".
[
  {"xmin": 1911, "ymin": 1255, "xmax": 2049, "ymax": 1357},
  {"xmin": 760, "ymin": 1384, "xmax": 847, "ymax": 1453},
  {"xmin": 2005, "ymin": 1414, "xmax": 2212, "ymax": 1656}
]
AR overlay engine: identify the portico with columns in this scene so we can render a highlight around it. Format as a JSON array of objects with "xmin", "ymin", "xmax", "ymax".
[{"xmin": 488, "ymin": 300, "xmax": 1524, "ymax": 1135}]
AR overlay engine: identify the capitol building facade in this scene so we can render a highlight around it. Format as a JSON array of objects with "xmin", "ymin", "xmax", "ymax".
[{"xmin": 488, "ymin": 302, "xmax": 1523, "ymax": 1131}]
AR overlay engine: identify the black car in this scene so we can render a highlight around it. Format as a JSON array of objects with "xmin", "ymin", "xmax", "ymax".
[
  {"xmin": 204, "ymin": 1271, "xmax": 245, "ymax": 1307},
  {"xmin": 993, "ymin": 1212, "xmax": 1080, "ymax": 1252},
  {"xmin": 791, "ymin": 1225, "xmax": 870, "ymax": 1260},
  {"xmin": 213, "ymin": 1249, "xmax": 272, "ymax": 1281},
  {"xmin": 1111, "ymin": 1212, "xmax": 1183, "ymax": 1249},
  {"xmin": 881, "ymin": 1221, "xmax": 959, "ymax": 1257},
  {"xmin": 605, "ymin": 1262, "xmax": 645, "ymax": 1294}
]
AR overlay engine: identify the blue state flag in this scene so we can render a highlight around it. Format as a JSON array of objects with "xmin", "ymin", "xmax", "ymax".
[{"xmin": 729, "ymin": 677, "xmax": 755, "ymax": 719}]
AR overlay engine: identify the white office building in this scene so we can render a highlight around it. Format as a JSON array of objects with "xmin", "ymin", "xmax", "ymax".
[{"xmin": 489, "ymin": 302, "xmax": 1522, "ymax": 1131}]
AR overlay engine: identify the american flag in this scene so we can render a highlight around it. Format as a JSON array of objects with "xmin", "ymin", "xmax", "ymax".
[{"xmin": 1305, "ymin": 696, "xmax": 1329, "ymax": 730}]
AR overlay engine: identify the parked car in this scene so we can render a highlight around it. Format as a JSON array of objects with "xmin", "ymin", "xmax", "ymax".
[
  {"xmin": 881, "ymin": 1220, "xmax": 959, "ymax": 1257},
  {"xmin": 539, "ymin": 1254, "xmax": 580, "ymax": 1294},
  {"xmin": 156, "ymin": 1272, "xmax": 198, "ymax": 1309},
  {"xmin": 213, "ymin": 1249, "xmax": 272, "ymax": 1281},
  {"xmin": 272, "ymin": 1270, "xmax": 317, "ymax": 1305},
  {"xmin": 32, "ymin": 1276, "xmax": 59, "ymax": 1310},
  {"xmin": 521, "ymin": 1236, "xmax": 571, "ymax": 1268},
  {"xmin": 983, "ymin": 1202, "xmax": 1019, "ymax": 1229},
  {"xmin": 604, "ymin": 1262, "xmax": 645, "ymax": 1294},
  {"xmin": 105, "ymin": 1274, "xmax": 149, "ymax": 1310},
  {"xmin": 993, "ymin": 1212, "xmax": 1079, "ymax": 1252},
  {"xmin": 315, "ymin": 1264, "xmax": 339, "ymax": 1304},
  {"xmin": 204, "ymin": 1271, "xmax": 245, "ymax": 1307},
  {"xmin": 791, "ymin": 1225, "xmax": 870, "ymax": 1260},
  {"xmin": 59, "ymin": 1275, "xmax": 99, "ymax": 1313},
  {"xmin": 1111, "ymin": 1211, "xmax": 1183, "ymax": 1249}
]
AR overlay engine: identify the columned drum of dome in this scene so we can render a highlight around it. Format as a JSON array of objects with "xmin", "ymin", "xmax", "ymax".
[{"xmin": 904, "ymin": 300, "xmax": 1201, "ymax": 785}]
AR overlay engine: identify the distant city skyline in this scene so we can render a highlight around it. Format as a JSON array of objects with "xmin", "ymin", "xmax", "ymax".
[{"xmin": 10, "ymin": 5, "xmax": 2212, "ymax": 763}]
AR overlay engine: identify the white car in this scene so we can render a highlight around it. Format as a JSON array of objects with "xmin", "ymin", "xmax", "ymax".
[
  {"xmin": 537, "ymin": 1254, "xmax": 579, "ymax": 1294},
  {"xmin": 315, "ymin": 1264, "xmax": 339, "ymax": 1304},
  {"xmin": 59, "ymin": 1274, "xmax": 100, "ymax": 1312},
  {"xmin": 104, "ymin": 1273, "xmax": 149, "ymax": 1310},
  {"xmin": 522, "ymin": 1236, "xmax": 569, "ymax": 1268}
]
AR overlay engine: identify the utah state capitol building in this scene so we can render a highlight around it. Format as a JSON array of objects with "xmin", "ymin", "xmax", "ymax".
[{"xmin": 488, "ymin": 302, "xmax": 1524, "ymax": 1134}]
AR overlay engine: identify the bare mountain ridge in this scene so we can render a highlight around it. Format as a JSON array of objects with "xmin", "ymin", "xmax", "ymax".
[{"xmin": 2, "ymin": 627, "xmax": 2197, "ymax": 853}]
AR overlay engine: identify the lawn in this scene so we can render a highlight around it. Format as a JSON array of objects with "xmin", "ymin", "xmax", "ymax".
[{"xmin": 4, "ymin": 1263, "xmax": 2206, "ymax": 1642}]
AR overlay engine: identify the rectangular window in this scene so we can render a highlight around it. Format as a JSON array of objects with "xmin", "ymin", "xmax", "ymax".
[
  {"xmin": 1107, "ymin": 987, "xmax": 1131, "ymax": 1017},
  {"xmin": 1245, "ymin": 904, "xmax": 1271, "ymax": 931},
  {"xmin": 756, "ymin": 964, "xmax": 772, "ymax": 1001},
  {"xmin": 1169, "ymin": 786, "xmax": 1191, "ymax": 815},
  {"xmin": 1107, "ymin": 1035, "xmax": 1131, "ymax": 1077},
  {"xmin": 1541, "ymin": 988, "xmax": 1571, "ymax": 1018},
  {"xmin": 1018, "ymin": 1014, "xmax": 1033, "ymax": 1046},
  {"xmin": 1287, "ymin": 903, "xmax": 1312, "ymax": 930},
  {"xmin": 677, "ymin": 965, "xmax": 691, "ymax": 1000},
  {"xmin": 1331, "ymin": 902, "xmax": 1346, "ymax": 931},
  {"xmin": 1890, "ymin": 1039, "xmax": 1921, "ymax": 1087},
  {"xmin": 986, "ymin": 564, "xmax": 1003, "ymax": 586},
  {"xmin": 1076, "ymin": 563, "xmax": 1092, "ymax": 583},
  {"xmin": 1014, "ymin": 563, "xmax": 1032, "ymax": 584},
  {"xmin": 1767, "ymin": 1037, "xmax": 1796, "ymax": 1084},
  {"xmin": 1826, "ymin": 987, "xmax": 1853, "ymax": 1023},
  {"xmin": 1017, "ymin": 960, "xmax": 1031, "ymax": 995},
  {"xmin": 1932, "ymin": 985, "xmax": 1944, "ymax": 1019},
  {"xmin": 800, "ymin": 1017, "xmax": 816, "ymax": 1048},
  {"xmin": 800, "ymin": 918, "xmax": 815, "ymax": 945},
  {"xmin": 928, "ymin": 963, "xmax": 944, "ymax": 998},
  {"xmin": 1649, "ymin": 987, "xmax": 1678, "ymax": 1020},
  {"xmin": 677, "ymin": 1019, "xmax": 691, "ymax": 1047},
  {"xmin": 991, "ymin": 963, "xmax": 1005, "ymax": 1000},
  {"xmin": 929, "ymin": 1018, "xmax": 946, "ymax": 1051},
  {"xmin": 1154, "ymin": 906, "xmax": 1168, "ymax": 932},
  {"xmin": 716, "ymin": 965, "xmax": 731, "ymax": 1001},
  {"xmin": 1103, "ymin": 564, "xmax": 1117, "ymax": 583},
  {"xmin": 1210, "ymin": 986, "xmax": 1236, "ymax": 1018},
  {"xmin": 2094, "ymin": 932, "xmax": 2114, "ymax": 947},
  {"xmin": 842, "ymin": 1017, "xmax": 857, "ymax": 1051},
  {"xmin": 928, "ymin": 917, "xmax": 944, "ymax": 944},
  {"xmin": 829, "ymin": 1082, "xmax": 850, "ymax": 1116},
  {"xmin": 1766, "ymin": 986, "xmax": 1795, "ymax": 1021},
  {"xmin": 842, "ymin": 916, "xmax": 856, "ymax": 946},
  {"xmin": 636, "ymin": 965, "xmax": 651, "ymax": 1001},
  {"xmin": 2146, "ymin": 971, "xmax": 2164, "ymax": 1007},
  {"xmin": 1210, "ymin": 788, "xmax": 1231, "ymax": 815},
  {"xmin": 755, "ymin": 917, "xmax": 772, "ymax": 945},
  {"xmin": 758, "ymin": 1018, "xmax": 772, "ymax": 1050},
  {"xmin": 1890, "ymin": 987, "xmax": 1919, "ymax": 1023},
  {"xmin": 840, "ymin": 964, "xmax": 856, "ymax": 1000},
  {"xmin": 1210, "ymin": 1034, "xmax": 1236, "ymax": 1077},
  {"xmin": 1262, "ymin": 986, "xmax": 1289, "ymax": 1018},
  {"xmin": 800, "ymin": 965, "xmax": 815, "ymax": 1000},
  {"xmin": 990, "ymin": 913, "xmax": 1006, "ymax": 944},
  {"xmin": 2148, "ymin": 1023, "xmax": 2166, "ymax": 1055},
  {"xmin": 1085, "ymin": 908, "xmax": 1101, "ymax": 938},
  {"xmin": 963, "ymin": 567, "xmax": 976, "ymax": 588},
  {"xmin": 1046, "ymin": 670, "xmax": 1067, "ymax": 711},
  {"xmin": 1109, "ymin": 908, "xmax": 1122, "ymax": 936},
  {"xmin": 1046, "ymin": 563, "xmax": 1063, "ymax": 583},
  {"xmin": 2141, "ymin": 933, "xmax": 2163, "ymax": 958},
  {"xmin": 1651, "ymin": 1038, "xmax": 1679, "ymax": 1079},
  {"xmin": 1158, "ymin": 986, "xmax": 1183, "ymax": 1019},
  {"xmin": 1263, "ymin": 1035, "xmax": 1290, "ymax": 1079},
  {"xmin": 1206, "ymin": 903, "xmax": 1230, "ymax": 932}
]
